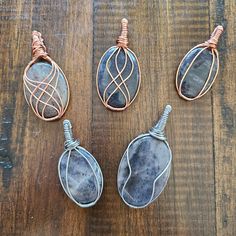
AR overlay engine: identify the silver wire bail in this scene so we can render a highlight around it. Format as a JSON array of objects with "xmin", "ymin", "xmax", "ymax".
[
  {"xmin": 63, "ymin": 119, "xmax": 80, "ymax": 149},
  {"xmin": 149, "ymin": 105, "xmax": 172, "ymax": 140}
]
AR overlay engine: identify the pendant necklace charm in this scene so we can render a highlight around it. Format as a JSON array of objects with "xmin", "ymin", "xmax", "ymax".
[
  {"xmin": 96, "ymin": 18, "xmax": 141, "ymax": 111},
  {"xmin": 117, "ymin": 105, "xmax": 172, "ymax": 208},
  {"xmin": 58, "ymin": 120, "xmax": 103, "ymax": 207},
  {"xmin": 23, "ymin": 31, "xmax": 70, "ymax": 121},
  {"xmin": 176, "ymin": 26, "xmax": 223, "ymax": 101}
]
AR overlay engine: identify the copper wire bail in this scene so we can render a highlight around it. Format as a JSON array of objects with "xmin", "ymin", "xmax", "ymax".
[
  {"xmin": 117, "ymin": 18, "xmax": 128, "ymax": 48},
  {"xmin": 31, "ymin": 30, "xmax": 48, "ymax": 60},
  {"xmin": 176, "ymin": 25, "xmax": 223, "ymax": 101},
  {"xmin": 23, "ymin": 31, "xmax": 70, "ymax": 121},
  {"xmin": 203, "ymin": 25, "xmax": 224, "ymax": 49}
]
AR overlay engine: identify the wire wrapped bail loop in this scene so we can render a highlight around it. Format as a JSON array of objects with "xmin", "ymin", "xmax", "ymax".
[
  {"xmin": 149, "ymin": 105, "xmax": 172, "ymax": 140},
  {"xmin": 63, "ymin": 120, "xmax": 80, "ymax": 150},
  {"xmin": 117, "ymin": 18, "xmax": 128, "ymax": 48},
  {"xmin": 32, "ymin": 30, "xmax": 49, "ymax": 60},
  {"xmin": 203, "ymin": 25, "xmax": 223, "ymax": 49}
]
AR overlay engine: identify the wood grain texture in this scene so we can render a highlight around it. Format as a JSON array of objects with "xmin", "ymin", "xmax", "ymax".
[
  {"xmin": 210, "ymin": 0, "xmax": 236, "ymax": 235},
  {"xmin": 0, "ymin": 0, "xmax": 235, "ymax": 235},
  {"xmin": 0, "ymin": 0, "xmax": 93, "ymax": 235}
]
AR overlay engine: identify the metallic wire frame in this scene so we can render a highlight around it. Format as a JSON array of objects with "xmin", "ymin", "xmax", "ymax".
[
  {"xmin": 96, "ymin": 18, "xmax": 141, "ymax": 111},
  {"xmin": 175, "ymin": 25, "xmax": 223, "ymax": 101},
  {"xmin": 117, "ymin": 105, "xmax": 172, "ymax": 208},
  {"xmin": 118, "ymin": 133, "xmax": 172, "ymax": 209},
  {"xmin": 103, "ymin": 47, "xmax": 132, "ymax": 105},
  {"xmin": 96, "ymin": 46, "xmax": 141, "ymax": 111},
  {"xmin": 175, "ymin": 45, "xmax": 219, "ymax": 101},
  {"xmin": 23, "ymin": 31, "xmax": 70, "ymax": 121},
  {"xmin": 58, "ymin": 146, "xmax": 103, "ymax": 208}
]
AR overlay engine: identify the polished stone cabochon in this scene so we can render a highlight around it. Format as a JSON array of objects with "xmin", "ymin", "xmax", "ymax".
[
  {"xmin": 97, "ymin": 46, "xmax": 140, "ymax": 109},
  {"xmin": 59, "ymin": 147, "xmax": 103, "ymax": 206},
  {"xmin": 117, "ymin": 135, "xmax": 171, "ymax": 208},
  {"xmin": 25, "ymin": 61, "xmax": 69, "ymax": 118},
  {"xmin": 177, "ymin": 47, "xmax": 218, "ymax": 98}
]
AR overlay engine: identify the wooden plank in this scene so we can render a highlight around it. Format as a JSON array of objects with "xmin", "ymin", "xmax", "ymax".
[
  {"xmin": 0, "ymin": 0, "xmax": 93, "ymax": 235},
  {"xmin": 92, "ymin": 0, "xmax": 215, "ymax": 235},
  {"xmin": 210, "ymin": 0, "xmax": 236, "ymax": 235}
]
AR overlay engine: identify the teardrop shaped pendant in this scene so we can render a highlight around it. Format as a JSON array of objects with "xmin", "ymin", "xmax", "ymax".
[
  {"xmin": 176, "ymin": 26, "xmax": 223, "ymax": 101},
  {"xmin": 117, "ymin": 105, "xmax": 172, "ymax": 208},
  {"xmin": 58, "ymin": 120, "xmax": 103, "ymax": 207},
  {"xmin": 96, "ymin": 18, "xmax": 141, "ymax": 111},
  {"xmin": 23, "ymin": 31, "xmax": 70, "ymax": 121}
]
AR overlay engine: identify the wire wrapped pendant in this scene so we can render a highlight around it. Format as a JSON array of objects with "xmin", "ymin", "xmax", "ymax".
[
  {"xmin": 96, "ymin": 18, "xmax": 141, "ymax": 111},
  {"xmin": 117, "ymin": 105, "xmax": 172, "ymax": 208},
  {"xmin": 23, "ymin": 31, "xmax": 70, "ymax": 121},
  {"xmin": 58, "ymin": 120, "xmax": 103, "ymax": 207},
  {"xmin": 176, "ymin": 26, "xmax": 223, "ymax": 101}
]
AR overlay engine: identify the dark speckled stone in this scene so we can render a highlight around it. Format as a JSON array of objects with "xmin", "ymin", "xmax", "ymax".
[
  {"xmin": 177, "ymin": 47, "xmax": 218, "ymax": 98},
  {"xmin": 117, "ymin": 135, "xmax": 171, "ymax": 208},
  {"xmin": 97, "ymin": 46, "xmax": 140, "ymax": 109},
  {"xmin": 24, "ymin": 61, "xmax": 69, "ymax": 118},
  {"xmin": 59, "ymin": 147, "xmax": 103, "ymax": 207}
]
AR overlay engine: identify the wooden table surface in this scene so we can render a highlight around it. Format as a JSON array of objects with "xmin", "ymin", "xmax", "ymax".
[{"xmin": 0, "ymin": 1, "xmax": 235, "ymax": 235}]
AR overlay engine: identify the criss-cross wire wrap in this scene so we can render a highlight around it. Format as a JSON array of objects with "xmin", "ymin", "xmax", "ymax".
[
  {"xmin": 23, "ymin": 31, "xmax": 70, "ymax": 121},
  {"xmin": 58, "ymin": 120, "xmax": 103, "ymax": 208},
  {"xmin": 96, "ymin": 18, "xmax": 141, "ymax": 111},
  {"xmin": 119, "ymin": 105, "xmax": 172, "ymax": 208},
  {"xmin": 176, "ymin": 25, "xmax": 223, "ymax": 101}
]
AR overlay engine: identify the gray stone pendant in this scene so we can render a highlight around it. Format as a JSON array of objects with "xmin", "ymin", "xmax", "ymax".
[
  {"xmin": 58, "ymin": 120, "xmax": 103, "ymax": 207},
  {"xmin": 23, "ymin": 31, "xmax": 70, "ymax": 121},
  {"xmin": 117, "ymin": 105, "xmax": 172, "ymax": 208},
  {"xmin": 176, "ymin": 26, "xmax": 223, "ymax": 101},
  {"xmin": 96, "ymin": 18, "xmax": 141, "ymax": 111}
]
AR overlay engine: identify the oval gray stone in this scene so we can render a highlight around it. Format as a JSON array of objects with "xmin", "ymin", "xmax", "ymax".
[
  {"xmin": 176, "ymin": 47, "xmax": 218, "ymax": 99},
  {"xmin": 58, "ymin": 147, "xmax": 103, "ymax": 207},
  {"xmin": 24, "ymin": 61, "xmax": 69, "ymax": 119},
  {"xmin": 97, "ymin": 46, "xmax": 140, "ymax": 109},
  {"xmin": 117, "ymin": 135, "xmax": 171, "ymax": 208}
]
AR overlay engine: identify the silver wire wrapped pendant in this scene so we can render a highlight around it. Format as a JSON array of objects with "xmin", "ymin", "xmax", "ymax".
[
  {"xmin": 96, "ymin": 18, "xmax": 141, "ymax": 111},
  {"xmin": 58, "ymin": 120, "xmax": 103, "ymax": 207},
  {"xmin": 117, "ymin": 105, "xmax": 172, "ymax": 208},
  {"xmin": 176, "ymin": 26, "xmax": 223, "ymax": 101}
]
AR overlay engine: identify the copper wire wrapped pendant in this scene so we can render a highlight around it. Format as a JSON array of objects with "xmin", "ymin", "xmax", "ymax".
[
  {"xmin": 96, "ymin": 18, "xmax": 141, "ymax": 111},
  {"xmin": 117, "ymin": 105, "xmax": 172, "ymax": 208},
  {"xmin": 23, "ymin": 31, "xmax": 70, "ymax": 121},
  {"xmin": 58, "ymin": 120, "xmax": 103, "ymax": 207},
  {"xmin": 176, "ymin": 26, "xmax": 223, "ymax": 101}
]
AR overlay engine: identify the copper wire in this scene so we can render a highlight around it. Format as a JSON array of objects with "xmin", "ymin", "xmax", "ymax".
[
  {"xmin": 176, "ymin": 26, "xmax": 223, "ymax": 101},
  {"xmin": 96, "ymin": 19, "xmax": 141, "ymax": 111},
  {"xmin": 117, "ymin": 18, "xmax": 128, "ymax": 48},
  {"xmin": 31, "ymin": 31, "xmax": 48, "ymax": 60},
  {"xmin": 103, "ymin": 47, "xmax": 133, "ymax": 108},
  {"xmin": 23, "ymin": 31, "xmax": 70, "ymax": 121},
  {"xmin": 203, "ymin": 25, "xmax": 224, "ymax": 49}
]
